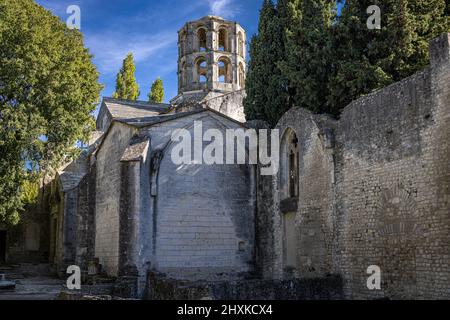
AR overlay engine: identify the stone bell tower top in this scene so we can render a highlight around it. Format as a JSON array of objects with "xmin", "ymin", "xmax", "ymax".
[{"xmin": 172, "ymin": 15, "xmax": 246, "ymax": 104}]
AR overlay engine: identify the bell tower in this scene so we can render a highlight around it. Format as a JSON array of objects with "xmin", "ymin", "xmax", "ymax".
[{"xmin": 172, "ymin": 15, "xmax": 246, "ymax": 104}]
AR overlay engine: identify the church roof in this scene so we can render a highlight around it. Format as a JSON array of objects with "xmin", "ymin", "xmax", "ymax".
[
  {"xmin": 96, "ymin": 97, "xmax": 171, "ymax": 131},
  {"xmin": 116, "ymin": 110, "xmax": 205, "ymax": 127},
  {"xmin": 103, "ymin": 97, "xmax": 170, "ymax": 119}
]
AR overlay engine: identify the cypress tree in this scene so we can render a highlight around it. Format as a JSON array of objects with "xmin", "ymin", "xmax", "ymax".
[
  {"xmin": 328, "ymin": 0, "xmax": 450, "ymax": 113},
  {"xmin": 327, "ymin": 0, "xmax": 388, "ymax": 114},
  {"xmin": 394, "ymin": 0, "xmax": 450, "ymax": 77},
  {"xmin": 113, "ymin": 53, "xmax": 140, "ymax": 100},
  {"xmin": 244, "ymin": 0, "xmax": 289, "ymax": 127},
  {"xmin": 280, "ymin": 0, "xmax": 336, "ymax": 114},
  {"xmin": 148, "ymin": 77, "xmax": 164, "ymax": 103}
]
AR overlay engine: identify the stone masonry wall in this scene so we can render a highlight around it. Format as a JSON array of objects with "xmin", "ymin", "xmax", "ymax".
[
  {"xmin": 263, "ymin": 34, "xmax": 450, "ymax": 300},
  {"xmin": 95, "ymin": 122, "xmax": 137, "ymax": 276},
  {"xmin": 146, "ymin": 271, "xmax": 343, "ymax": 300},
  {"xmin": 202, "ymin": 90, "xmax": 247, "ymax": 123},
  {"xmin": 268, "ymin": 109, "xmax": 336, "ymax": 280},
  {"xmin": 73, "ymin": 160, "xmax": 97, "ymax": 271},
  {"xmin": 335, "ymin": 34, "xmax": 450, "ymax": 299},
  {"xmin": 4, "ymin": 191, "xmax": 51, "ymax": 264},
  {"xmin": 140, "ymin": 112, "xmax": 256, "ymax": 280}
]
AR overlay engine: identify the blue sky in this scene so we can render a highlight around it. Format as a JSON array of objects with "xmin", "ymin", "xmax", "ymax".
[{"xmin": 36, "ymin": 0, "xmax": 265, "ymax": 111}]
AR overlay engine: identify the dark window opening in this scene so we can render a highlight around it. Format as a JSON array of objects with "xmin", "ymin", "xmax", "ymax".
[
  {"xmin": 288, "ymin": 134, "xmax": 299, "ymax": 198},
  {"xmin": 198, "ymin": 28, "xmax": 207, "ymax": 52},
  {"xmin": 218, "ymin": 29, "xmax": 228, "ymax": 51},
  {"xmin": 289, "ymin": 151, "xmax": 296, "ymax": 198}
]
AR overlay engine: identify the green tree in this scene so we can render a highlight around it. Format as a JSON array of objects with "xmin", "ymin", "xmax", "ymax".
[
  {"xmin": 112, "ymin": 53, "xmax": 140, "ymax": 100},
  {"xmin": 148, "ymin": 77, "xmax": 164, "ymax": 103},
  {"xmin": 0, "ymin": 0, "xmax": 102, "ymax": 224},
  {"xmin": 280, "ymin": 0, "xmax": 336, "ymax": 114},
  {"xmin": 244, "ymin": 0, "xmax": 290, "ymax": 127},
  {"xmin": 328, "ymin": 0, "xmax": 450, "ymax": 113}
]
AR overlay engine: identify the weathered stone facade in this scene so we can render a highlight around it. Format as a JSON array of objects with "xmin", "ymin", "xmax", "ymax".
[
  {"xmin": 170, "ymin": 15, "xmax": 247, "ymax": 123},
  {"xmin": 258, "ymin": 34, "xmax": 450, "ymax": 299},
  {"xmin": 173, "ymin": 15, "xmax": 246, "ymax": 98},
  {"xmin": 4, "ymin": 15, "xmax": 450, "ymax": 300}
]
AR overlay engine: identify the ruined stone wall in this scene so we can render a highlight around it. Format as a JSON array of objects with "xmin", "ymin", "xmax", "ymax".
[
  {"xmin": 74, "ymin": 160, "xmax": 97, "ymax": 271},
  {"xmin": 245, "ymin": 120, "xmax": 275, "ymax": 279},
  {"xmin": 95, "ymin": 122, "xmax": 136, "ymax": 276},
  {"xmin": 266, "ymin": 109, "xmax": 336, "ymax": 280},
  {"xmin": 146, "ymin": 271, "xmax": 343, "ymax": 300},
  {"xmin": 262, "ymin": 34, "xmax": 450, "ymax": 300},
  {"xmin": 4, "ymin": 187, "xmax": 51, "ymax": 264},
  {"xmin": 334, "ymin": 35, "xmax": 450, "ymax": 299},
  {"xmin": 60, "ymin": 188, "xmax": 78, "ymax": 272}
]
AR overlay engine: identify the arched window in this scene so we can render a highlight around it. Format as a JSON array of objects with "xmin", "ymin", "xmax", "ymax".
[
  {"xmin": 218, "ymin": 28, "xmax": 228, "ymax": 51},
  {"xmin": 197, "ymin": 28, "xmax": 207, "ymax": 52},
  {"xmin": 196, "ymin": 57, "xmax": 208, "ymax": 84},
  {"xmin": 238, "ymin": 32, "xmax": 244, "ymax": 57},
  {"xmin": 239, "ymin": 62, "xmax": 245, "ymax": 88},
  {"xmin": 280, "ymin": 128, "xmax": 299, "ymax": 199},
  {"xmin": 218, "ymin": 61, "xmax": 226, "ymax": 83},
  {"xmin": 218, "ymin": 57, "xmax": 232, "ymax": 84}
]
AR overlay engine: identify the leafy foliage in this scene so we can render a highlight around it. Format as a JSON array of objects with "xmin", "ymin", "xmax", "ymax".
[
  {"xmin": 328, "ymin": 0, "xmax": 450, "ymax": 113},
  {"xmin": 245, "ymin": 0, "xmax": 450, "ymax": 123},
  {"xmin": 0, "ymin": 0, "xmax": 102, "ymax": 224},
  {"xmin": 280, "ymin": 0, "xmax": 336, "ymax": 114},
  {"xmin": 112, "ymin": 53, "xmax": 140, "ymax": 100},
  {"xmin": 148, "ymin": 77, "xmax": 164, "ymax": 103}
]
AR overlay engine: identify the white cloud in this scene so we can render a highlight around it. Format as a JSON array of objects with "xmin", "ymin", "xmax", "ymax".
[
  {"xmin": 85, "ymin": 31, "xmax": 176, "ymax": 75},
  {"xmin": 207, "ymin": 0, "xmax": 240, "ymax": 18}
]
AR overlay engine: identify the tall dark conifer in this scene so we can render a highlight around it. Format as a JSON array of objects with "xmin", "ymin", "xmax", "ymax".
[
  {"xmin": 328, "ymin": 0, "xmax": 450, "ymax": 113},
  {"xmin": 244, "ymin": 0, "xmax": 289, "ymax": 127},
  {"xmin": 280, "ymin": 0, "xmax": 336, "ymax": 114}
]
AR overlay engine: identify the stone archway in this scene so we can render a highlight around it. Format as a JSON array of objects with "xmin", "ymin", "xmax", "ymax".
[
  {"xmin": 273, "ymin": 108, "xmax": 335, "ymax": 279},
  {"xmin": 279, "ymin": 128, "xmax": 300, "ymax": 274}
]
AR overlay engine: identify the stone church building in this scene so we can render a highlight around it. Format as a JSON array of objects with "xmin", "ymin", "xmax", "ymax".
[{"xmin": 2, "ymin": 16, "xmax": 450, "ymax": 300}]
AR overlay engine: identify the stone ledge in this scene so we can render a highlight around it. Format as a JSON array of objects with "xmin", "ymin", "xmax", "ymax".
[{"xmin": 146, "ymin": 271, "xmax": 344, "ymax": 300}]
